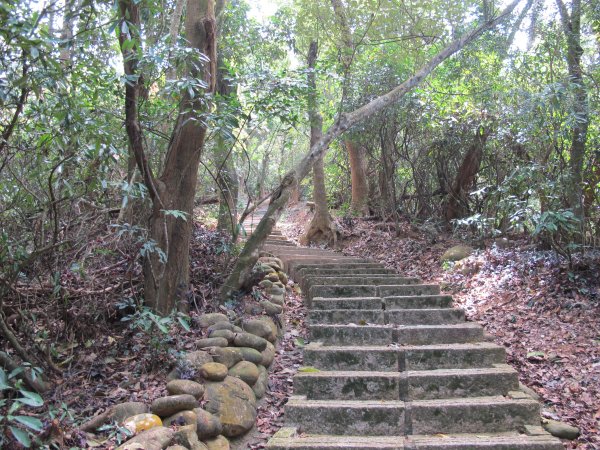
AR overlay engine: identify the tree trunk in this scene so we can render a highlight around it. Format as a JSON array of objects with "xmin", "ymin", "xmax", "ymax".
[
  {"xmin": 119, "ymin": 0, "xmax": 218, "ymax": 314},
  {"xmin": 556, "ymin": 0, "xmax": 589, "ymax": 228},
  {"xmin": 346, "ymin": 140, "xmax": 368, "ymax": 215},
  {"xmin": 216, "ymin": 136, "xmax": 239, "ymax": 236},
  {"xmin": 166, "ymin": 0, "xmax": 186, "ymax": 80},
  {"xmin": 219, "ymin": 0, "xmax": 522, "ymax": 301},
  {"xmin": 445, "ymin": 127, "xmax": 489, "ymax": 222},
  {"xmin": 301, "ymin": 41, "xmax": 338, "ymax": 245}
]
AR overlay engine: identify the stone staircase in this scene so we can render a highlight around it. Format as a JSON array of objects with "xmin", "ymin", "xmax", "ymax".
[{"xmin": 256, "ymin": 234, "xmax": 563, "ymax": 449}]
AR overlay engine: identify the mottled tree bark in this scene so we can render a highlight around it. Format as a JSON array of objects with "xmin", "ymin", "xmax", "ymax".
[{"xmin": 346, "ymin": 140, "xmax": 369, "ymax": 215}]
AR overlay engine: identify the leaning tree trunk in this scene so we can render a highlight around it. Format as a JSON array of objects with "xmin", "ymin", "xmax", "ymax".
[
  {"xmin": 301, "ymin": 40, "xmax": 338, "ymax": 245},
  {"xmin": 346, "ymin": 140, "xmax": 369, "ymax": 215},
  {"xmin": 445, "ymin": 127, "xmax": 489, "ymax": 222},
  {"xmin": 219, "ymin": 0, "xmax": 522, "ymax": 302}
]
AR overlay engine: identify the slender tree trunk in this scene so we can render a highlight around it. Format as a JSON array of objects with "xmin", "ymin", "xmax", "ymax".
[
  {"xmin": 301, "ymin": 41, "xmax": 337, "ymax": 245},
  {"xmin": 219, "ymin": 0, "xmax": 522, "ymax": 301},
  {"xmin": 556, "ymin": 0, "xmax": 589, "ymax": 227},
  {"xmin": 445, "ymin": 127, "xmax": 489, "ymax": 222},
  {"xmin": 346, "ymin": 140, "xmax": 368, "ymax": 215}
]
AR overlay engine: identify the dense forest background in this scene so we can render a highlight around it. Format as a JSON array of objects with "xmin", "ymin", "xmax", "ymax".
[{"xmin": 0, "ymin": 0, "xmax": 598, "ymax": 448}]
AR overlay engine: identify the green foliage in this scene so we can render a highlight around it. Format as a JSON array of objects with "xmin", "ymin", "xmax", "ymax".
[
  {"xmin": 533, "ymin": 209, "xmax": 580, "ymax": 265},
  {"xmin": 0, "ymin": 366, "xmax": 45, "ymax": 448}
]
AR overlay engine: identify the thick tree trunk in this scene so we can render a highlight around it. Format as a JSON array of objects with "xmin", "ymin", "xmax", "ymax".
[
  {"xmin": 219, "ymin": 0, "xmax": 522, "ymax": 301},
  {"xmin": 301, "ymin": 41, "xmax": 338, "ymax": 245},
  {"xmin": 445, "ymin": 127, "xmax": 489, "ymax": 222},
  {"xmin": 556, "ymin": 0, "xmax": 588, "ymax": 227},
  {"xmin": 346, "ymin": 140, "xmax": 368, "ymax": 215},
  {"xmin": 119, "ymin": 0, "xmax": 218, "ymax": 314}
]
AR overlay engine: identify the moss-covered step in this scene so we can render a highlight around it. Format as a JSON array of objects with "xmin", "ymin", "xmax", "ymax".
[
  {"xmin": 394, "ymin": 323, "xmax": 483, "ymax": 345},
  {"xmin": 384, "ymin": 295, "xmax": 453, "ymax": 309},
  {"xmin": 308, "ymin": 309, "xmax": 385, "ymax": 325},
  {"xmin": 406, "ymin": 365, "xmax": 519, "ymax": 400},
  {"xmin": 303, "ymin": 343, "xmax": 399, "ymax": 372},
  {"xmin": 410, "ymin": 395, "xmax": 541, "ymax": 434},
  {"xmin": 294, "ymin": 370, "xmax": 401, "ymax": 400},
  {"xmin": 285, "ymin": 396, "xmax": 406, "ymax": 436},
  {"xmin": 401, "ymin": 342, "xmax": 507, "ymax": 371},
  {"xmin": 266, "ymin": 430, "xmax": 562, "ymax": 449},
  {"xmin": 308, "ymin": 284, "xmax": 440, "ymax": 302},
  {"xmin": 384, "ymin": 308, "xmax": 465, "ymax": 325},
  {"xmin": 311, "ymin": 297, "xmax": 383, "ymax": 310},
  {"xmin": 310, "ymin": 324, "xmax": 394, "ymax": 346}
]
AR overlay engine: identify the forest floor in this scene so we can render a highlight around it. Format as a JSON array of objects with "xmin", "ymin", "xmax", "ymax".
[
  {"xmin": 2, "ymin": 204, "xmax": 598, "ymax": 449},
  {"xmin": 280, "ymin": 202, "xmax": 600, "ymax": 450}
]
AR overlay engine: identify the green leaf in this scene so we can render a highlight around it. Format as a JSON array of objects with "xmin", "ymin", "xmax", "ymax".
[
  {"xmin": 161, "ymin": 209, "xmax": 189, "ymax": 221},
  {"xmin": 10, "ymin": 426, "xmax": 31, "ymax": 448},
  {"xmin": 294, "ymin": 337, "xmax": 305, "ymax": 347},
  {"xmin": 14, "ymin": 415, "xmax": 43, "ymax": 432},
  {"xmin": 17, "ymin": 390, "xmax": 44, "ymax": 407},
  {"xmin": 0, "ymin": 368, "xmax": 10, "ymax": 390},
  {"xmin": 30, "ymin": 46, "xmax": 39, "ymax": 59},
  {"xmin": 177, "ymin": 316, "xmax": 191, "ymax": 332}
]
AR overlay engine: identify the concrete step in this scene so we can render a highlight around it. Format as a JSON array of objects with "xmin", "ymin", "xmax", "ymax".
[
  {"xmin": 406, "ymin": 365, "xmax": 519, "ymax": 399},
  {"xmin": 384, "ymin": 295, "xmax": 453, "ymax": 309},
  {"xmin": 396, "ymin": 323, "xmax": 483, "ymax": 345},
  {"xmin": 289, "ymin": 263, "xmax": 385, "ymax": 279},
  {"xmin": 303, "ymin": 343, "xmax": 399, "ymax": 372},
  {"xmin": 386, "ymin": 308, "xmax": 465, "ymax": 325},
  {"xmin": 401, "ymin": 343, "xmax": 507, "ymax": 371},
  {"xmin": 310, "ymin": 324, "xmax": 394, "ymax": 345},
  {"xmin": 282, "ymin": 258, "xmax": 371, "ymax": 273},
  {"xmin": 410, "ymin": 395, "xmax": 541, "ymax": 434},
  {"xmin": 267, "ymin": 430, "xmax": 563, "ymax": 449},
  {"xmin": 310, "ymin": 323, "xmax": 483, "ymax": 346},
  {"xmin": 296, "ymin": 268, "xmax": 397, "ymax": 282},
  {"xmin": 294, "ymin": 366, "xmax": 517, "ymax": 400},
  {"xmin": 308, "ymin": 308, "xmax": 465, "ymax": 326},
  {"xmin": 308, "ymin": 284, "xmax": 440, "ymax": 302},
  {"xmin": 294, "ymin": 370, "xmax": 401, "ymax": 400},
  {"xmin": 312, "ymin": 297, "xmax": 382, "ymax": 310},
  {"xmin": 302, "ymin": 276, "xmax": 421, "ymax": 292},
  {"xmin": 266, "ymin": 240, "xmax": 297, "ymax": 246},
  {"xmin": 285, "ymin": 397, "xmax": 406, "ymax": 436},
  {"xmin": 303, "ymin": 343, "xmax": 507, "ymax": 372},
  {"xmin": 308, "ymin": 309, "xmax": 385, "ymax": 324}
]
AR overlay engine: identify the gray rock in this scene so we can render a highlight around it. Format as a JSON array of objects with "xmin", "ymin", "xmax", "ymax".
[
  {"xmin": 204, "ymin": 435, "xmax": 230, "ymax": 450},
  {"xmin": 167, "ymin": 380, "xmax": 205, "ymax": 399},
  {"xmin": 209, "ymin": 329, "xmax": 234, "ymax": 343},
  {"xmin": 441, "ymin": 244, "xmax": 474, "ymax": 262},
  {"xmin": 261, "ymin": 300, "xmax": 283, "ymax": 315},
  {"xmin": 194, "ymin": 408, "xmax": 222, "ymax": 440},
  {"xmin": 207, "ymin": 321, "xmax": 234, "ymax": 332},
  {"xmin": 237, "ymin": 347, "xmax": 263, "ymax": 365},
  {"xmin": 252, "ymin": 365, "xmax": 268, "ymax": 399},
  {"xmin": 163, "ymin": 410, "xmax": 197, "ymax": 427},
  {"xmin": 543, "ymin": 419, "xmax": 580, "ymax": 440},
  {"xmin": 151, "ymin": 395, "xmax": 198, "ymax": 418},
  {"xmin": 270, "ymin": 294, "xmax": 285, "ymax": 306},
  {"xmin": 174, "ymin": 424, "xmax": 207, "ymax": 450},
  {"xmin": 117, "ymin": 426, "xmax": 175, "ymax": 450},
  {"xmin": 200, "ymin": 362, "xmax": 228, "ymax": 381},
  {"xmin": 228, "ymin": 361, "xmax": 260, "ymax": 386},
  {"xmin": 183, "ymin": 351, "xmax": 214, "ymax": 372},
  {"xmin": 204, "ymin": 376, "xmax": 257, "ymax": 438},
  {"xmin": 208, "ymin": 347, "xmax": 243, "ymax": 369},
  {"xmin": 269, "ymin": 286, "xmax": 285, "ymax": 295},
  {"xmin": 111, "ymin": 401, "xmax": 149, "ymax": 424},
  {"xmin": 242, "ymin": 319, "xmax": 272, "ymax": 340},
  {"xmin": 258, "ymin": 280, "xmax": 273, "ymax": 289},
  {"xmin": 197, "ymin": 337, "xmax": 229, "ymax": 349},
  {"xmin": 199, "ymin": 313, "xmax": 229, "ymax": 328},
  {"xmin": 260, "ymin": 341, "xmax": 276, "ymax": 368},
  {"xmin": 233, "ymin": 332, "xmax": 268, "ymax": 351}
]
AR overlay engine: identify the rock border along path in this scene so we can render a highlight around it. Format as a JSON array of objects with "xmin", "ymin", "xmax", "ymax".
[{"xmin": 254, "ymin": 231, "xmax": 563, "ymax": 449}]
